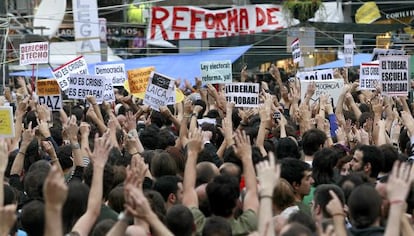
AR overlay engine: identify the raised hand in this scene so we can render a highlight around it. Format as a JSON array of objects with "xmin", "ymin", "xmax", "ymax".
[
  {"xmin": 232, "ymin": 130, "xmax": 252, "ymax": 161},
  {"xmin": 0, "ymin": 204, "xmax": 17, "ymax": 236},
  {"xmin": 256, "ymin": 152, "xmax": 280, "ymax": 196},
  {"xmin": 86, "ymin": 131, "xmax": 113, "ymax": 168},
  {"xmin": 187, "ymin": 128, "xmax": 203, "ymax": 154},
  {"xmin": 387, "ymin": 161, "xmax": 414, "ymax": 203},
  {"xmin": 43, "ymin": 165, "xmax": 68, "ymax": 208}
]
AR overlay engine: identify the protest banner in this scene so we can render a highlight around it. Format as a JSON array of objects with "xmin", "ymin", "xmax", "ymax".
[
  {"xmin": 372, "ymin": 48, "xmax": 405, "ymax": 61},
  {"xmin": 379, "ymin": 55, "xmax": 409, "ymax": 96},
  {"xmin": 52, "ymin": 56, "xmax": 89, "ymax": 91},
  {"xmin": 344, "ymin": 34, "xmax": 353, "ymax": 67},
  {"xmin": 95, "ymin": 63, "xmax": 126, "ymax": 86},
  {"xmin": 296, "ymin": 69, "xmax": 334, "ymax": 81},
  {"xmin": 148, "ymin": 5, "xmax": 287, "ymax": 40},
  {"xmin": 127, "ymin": 67, "xmax": 155, "ymax": 94},
  {"xmin": 200, "ymin": 60, "xmax": 232, "ymax": 84},
  {"xmin": 300, "ymin": 79, "xmax": 344, "ymax": 105},
  {"xmin": 359, "ymin": 62, "xmax": 380, "ymax": 90},
  {"xmin": 19, "ymin": 41, "xmax": 49, "ymax": 65},
  {"xmin": 0, "ymin": 106, "xmax": 15, "ymax": 138},
  {"xmin": 102, "ymin": 76, "xmax": 115, "ymax": 103},
  {"xmin": 143, "ymin": 72, "xmax": 175, "ymax": 111},
  {"xmin": 36, "ymin": 79, "xmax": 62, "ymax": 111},
  {"xmin": 291, "ymin": 38, "xmax": 301, "ymax": 64},
  {"xmin": 224, "ymin": 83, "xmax": 259, "ymax": 108},
  {"xmin": 65, "ymin": 74, "xmax": 104, "ymax": 102}
]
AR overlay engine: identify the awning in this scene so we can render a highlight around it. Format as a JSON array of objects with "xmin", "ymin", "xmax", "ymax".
[
  {"xmin": 314, "ymin": 53, "xmax": 373, "ymax": 69},
  {"xmin": 10, "ymin": 45, "xmax": 252, "ymax": 85}
]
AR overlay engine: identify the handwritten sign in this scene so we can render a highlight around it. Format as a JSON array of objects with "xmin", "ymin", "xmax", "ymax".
[
  {"xmin": 19, "ymin": 41, "xmax": 49, "ymax": 65},
  {"xmin": 38, "ymin": 95, "xmax": 62, "ymax": 111},
  {"xmin": 0, "ymin": 106, "xmax": 15, "ymax": 137},
  {"xmin": 66, "ymin": 74, "xmax": 104, "ymax": 102},
  {"xmin": 37, "ymin": 79, "xmax": 60, "ymax": 96},
  {"xmin": 127, "ymin": 67, "xmax": 155, "ymax": 94},
  {"xmin": 200, "ymin": 60, "xmax": 232, "ymax": 84},
  {"xmin": 300, "ymin": 79, "xmax": 344, "ymax": 106},
  {"xmin": 296, "ymin": 69, "xmax": 334, "ymax": 81},
  {"xmin": 95, "ymin": 63, "xmax": 126, "ymax": 86},
  {"xmin": 225, "ymin": 83, "xmax": 259, "ymax": 108},
  {"xmin": 380, "ymin": 55, "xmax": 409, "ymax": 96},
  {"xmin": 359, "ymin": 63, "xmax": 380, "ymax": 90},
  {"xmin": 344, "ymin": 34, "xmax": 353, "ymax": 67},
  {"xmin": 52, "ymin": 56, "xmax": 89, "ymax": 91},
  {"xmin": 143, "ymin": 72, "xmax": 175, "ymax": 111},
  {"xmin": 291, "ymin": 38, "xmax": 301, "ymax": 64}
]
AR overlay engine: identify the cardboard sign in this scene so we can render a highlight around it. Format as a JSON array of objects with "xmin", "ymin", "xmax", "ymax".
[
  {"xmin": 66, "ymin": 74, "xmax": 104, "ymax": 102},
  {"xmin": 224, "ymin": 83, "xmax": 260, "ymax": 108},
  {"xmin": 38, "ymin": 95, "xmax": 62, "ymax": 111},
  {"xmin": 19, "ymin": 41, "xmax": 49, "ymax": 65},
  {"xmin": 291, "ymin": 38, "xmax": 301, "ymax": 64},
  {"xmin": 0, "ymin": 106, "xmax": 15, "ymax": 138},
  {"xmin": 344, "ymin": 34, "xmax": 354, "ymax": 67},
  {"xmin": 95, "ymin": 63, "xmax": 126, "ymax": 86},
  {"xmin": 52, "ymin": 56, "xmax": 89, "ymax": 91},
  {"xmin": 296, "ymin": 69, "xmax": 334, "ymax": 81},
  {"xmin": 372, "ymin": 48, "xmax": 405, "ymax": 61},
  {"xmin": 102, "ymin": 77, "xmax": 115, "ymax": 103},
  {"xmin": 379, "ymin": 55, "xmax": 410, "ymax": 96},
  {"xmin": 359, "ymin": 63, "xmax": 380, "ymax": 90},
  {"xmin": 143, "ymin": 72, "xmax": 175, "ymax": 111},
  {"xmin": 36, "ymin": 79, "xmax": 60, "ymax": 96},
  {"xmin": 300, "ymin": 79, "xmax": 344, "ymax": 106},
  {"xmin": 148, "ymin": 5, "xmax": 286, "ymax": 40},
  {"xmin": 200, "ymin": 60, "xmax": 232, "ymax": 84},
  {"xmin": 127, "ymin": 67, "xmax": 155, "ymax": 94}
]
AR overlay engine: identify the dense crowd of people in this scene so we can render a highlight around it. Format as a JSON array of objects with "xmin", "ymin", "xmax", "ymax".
[{"xmin": 1, "ymin": 67, "xmax": 414, "ymax": 236}]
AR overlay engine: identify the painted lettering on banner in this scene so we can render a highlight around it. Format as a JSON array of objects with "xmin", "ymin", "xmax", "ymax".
[
  {"xmin": 359, "ymin": 63, "xmax": 380, "ymax": 90},
  {"xmin": 379, "ymin": 55, "xmax": 409, "ymax": 96},
  {"xmin": 95, "ymin": 63, "xmax": 126, "ymax": 86},
  {"xmin": 296, "ymin": 69, "xmax": 334, "ymax": 81},
  {"xmin": 65, "ymin": 74, "xmax": 104, "ymax": 102},
  {"xmin": 200, "ymin": 60, "xmax": 232, "ymax": 84},
  {"xmin": 300, "ymin": 79, "xmax": 344, "ymax": 106},
  {"xmin": 225, "ymin": 83, "xmax": 259, "ymax": 108},
  {"xmin": 52, "ymin": 56, "xmax": 89, "ymax": 91},
  {"xmin": 19, "ymin": 42, "xmax": 49, "ymax": 65}
]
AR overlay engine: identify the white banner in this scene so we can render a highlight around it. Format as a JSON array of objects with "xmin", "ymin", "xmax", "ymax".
[
  {"xmin": 95, "ymin": 63, "xmax": 126, "ymax": 86},
  {"xmin": 66, "ymin": 74, "xmax": 104, "ymax": 102},
  {"xmin": 344, "ymin": 34, "xmax": 353, "ymax": 67},
  {"xmin": 291, "ymin": 38, "xmax": 301, "ymax": 64},
  {"xmin": 225, "ymin": 83, "xmax": 260, "ymax": 108},
  {"xmin": 359, "ymin": 63, "xmax": 380, "ymax": 90},
  {"xmin": 19, "ymin": 42, "xmax": 49, "ymax": 65},
  {"xmin": 300, "ymin": 79, "xmax": 344, "ymax": 106},
  {"xmin": 72, "ymin": 0, "xmax": 101, "ymax": 63},
  {"xmin": 200, "ymin": 60, "xmax": 232, "ymax": 84},
  {"xmin": 296, "ymin": 69, "xmax": 334, "ymax": 81},
  {"xmin": 372, "ymin": 48, "xmax": 405, "ymax": 61},
  {"xmin": 143, "ymin": 72, "xmax": 175, "ymax": 111},
  {"xmin": 38, "ymin": 95, "xmax": 62, "ymax": 111},
  {"xmin": 102, "ymin": 77, "xmax": 115, "ymax": 103},
  {"xmin": 52, "ymin": 56, "xmax": 89, "ymax": 91},
  {"xmin": 379, "ymin": 55, "xmax": 409, "ymax": 96}
]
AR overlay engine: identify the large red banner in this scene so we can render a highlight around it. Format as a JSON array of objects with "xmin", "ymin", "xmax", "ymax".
[{"xmin": 148, "ymin": 4, "xmax": 288, "ymax": 40}]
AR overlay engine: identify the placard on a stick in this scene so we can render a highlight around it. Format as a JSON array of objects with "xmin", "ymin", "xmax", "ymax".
[
  {"xmin": 224, "ymin": 83, "xmax": 259, "ymax": 108},
  {"xmin": 36, "ymin": 79, "xmax": 62, "ymax": 111},
  {"xmin": 52, "ymin": 56, "xmax": 89, "ymax": 91},
  {"xmin": 379, "ymin": 55, "xmax": 409, "ymax": 96},
  {"xmin": 143, "ymin": 72, "xmax": 175, "ymax": 111},
  {"xmin": 200, "ymin": 60, "xmax": 232, "ymax": 84},
  {"xmin": 19, "ymin": 41, "xmax": 49, "ymax": 66},
  {"xmin": 0, "ymin": 106, "xmax": 15, "ymax": 138}
]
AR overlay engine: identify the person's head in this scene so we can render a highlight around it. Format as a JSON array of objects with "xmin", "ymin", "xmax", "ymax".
[
  {"xmin": 280, "ymin": 158, "xmax": 314, "ymax": 199},
  {"xmin": 158, "ymin": 129, "xmax": 177, "ymax": 149},
  {"xmin": 24, "ymin": 160, "xmax": 51, "ymax": 200},
  {"xmin": 91, "ymin": 219, "xmax": 116, "ymax": 236},
  {"xmin": 165, "ymin": 204, "xmax": 194, "ymax": 236},
  {"xmin": 139, "ymin": 124, "xmax": 160, "ymax": 150},
  {"xmin": 20, "ymin": 200, "xmax": 45, "ymax": 236},
  {"xmin": 206, "ymin": 174, "xmax": 240, "ymax": 218},
  {"xmin": 312, "ymin": 148, "xmax": 338, "ymax": 186},
  {"xmin": 150, "ymin": 151, "xmax": 177, "ymax": 178},
  {"xmin": 276, "ymin": 137, "xmax": 301, "ymax": 160},
  {"xmin": 153, "ymin": 175, "xmax": 183, "ymax": 208},
  {"xmin": 144, "ymin": 189, "xmax": 167, "ymax": 222},
  {"xmin": 83, "ymin": 162, "xmax": 114, "ymax": 201},
  {"xmin": 378, "ymin": 144, "xmax": 398, "ymax": 174},
  {"xmin": 272, "ymin": 178, "xmax": 296, "ymax": 214},
  {"xmin": 287, "ymin": 211, "xmax": 316, "ymax": 234},
  {"xmin": 350, "ymin": 145, "xmax": 384, "ymax": 179},
  {"xmin": 312, "ymin": 184, "xmax": 345, "ymax": 219},
  {"xmin": 335, "ymin": 155, "xmax": 352, "ymax": 176},
  {"xmin": 219, "ymin": 162, "xmax": 242, "ymax": 183},
  {"xmin": 280, "ymin": 222, "xmax": 313, "ymax": 236},
  {"xmin": 301, "ymin": 128, "xmax": 327, "ymax": 156},
  {"xmin": 62, "ymin": 182, "xmax": 89, "ymax": 233},
  {"xmin": 196, "ymin": 161, "xmax": 219, "ymax": 187},
  {"xmin": 348, "ymin": 184, "xmax": 382, "ymax": 229},
  {"xmin": 202, "ymin": 216, "xmax": 232, "ymax": 236},
  {"xmin": 107, "ymin": 186, "xmax": 125, "ymax": 213}
]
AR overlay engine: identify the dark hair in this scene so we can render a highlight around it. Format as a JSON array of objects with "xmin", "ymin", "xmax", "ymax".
[
  {"xmin": 313, "ymin": 184, "xmax": 345, "ymax": 218},
  {"xmin": 153, "ymin": 175, "xmax": 182, "ymax": 202},
  {"xmin": 378, "ymin": 144, "xmax": 398, "ymax": 173},
  {"xmin": 21, "ymin": 200, "xmax": 45, "ymax": 236},
  {"xmin": 302, "ymin": 128, "xmax": 326, "ymax": 156},
  {"xmin": 206, "ymin": 175, "xmax": 240, "ymax": 217},
  {"xmin": 196, "ymin": 162, "xmax": 219, "ymax": 187},
  {"xmin": 107, "ymin": 186, "xmax": 125, "ymax": 213},
  {"xmin": 312, "ymin": 148, "xmax": 338, "ymax": 186},
  {"xmin": 139, "ymin": 124, "xmax": 160, "ymax": 150},
  {"xmin": 91, "ymin": 219, "xmax": 116, "ymax": 236},
  {"xmin": 83, "ymin": 163, "xmax": 114, "ymax": 201},
  {"xmin": 280, "ymin": 222, "xmax": 313, "ymax": 236},
  {"xmin": 337, "ymin": 172, "xmax": 369, "ymax": 203},
  {"xmin": 273, "ymin": 178, "xmax": 296, "ymax": 211},
  {"xmin": 348, "ymin": 184, "xmax": 381, "ymax": 229},
  {"xmin": 144, "ymin": 190, "xmax": 167, "ymax": 223},
  {"xmin": 24, "ymin": 161, "xmax": 51, "ymax": 200},
  {"xmin": 287, "ymin": 212, "xmax": 316, "ymax": 233},
  {"xmin": 202, "ymin": 216, "xmax": 232, "ymax": 236},
  {"xmin": 158, "ymin": 128, "xmax": 176, "ymax": 150},
  {"xmin": 62, "ymin": 182, "xmax": 89, "ymax": 233},
  {"xmin": 166, "ymin": 204, "xmax": 194, "ymax": 236},
  {"xmin": 150, "ymin": 151, "xmax": 177, "ymax": 178},
  {"xmin": 276, "ymin": 137, "xmax": 301, "ymax": 160},
  {"xmin": 280, "ymin": 158, "xmax": 312, "ymax": 186},
  {"xmin": 56, "ymin": 145, "xmax": 74, "ymax": 171},
  {"xmin": 356, "ymin": 145, "xmax": 384, "ymax": 179}
]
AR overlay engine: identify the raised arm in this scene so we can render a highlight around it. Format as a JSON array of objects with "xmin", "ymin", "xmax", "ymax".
[
  {"xmin": 71, "ymin": 132, "xmax": 112, "ymax": 236},
  {"xmin": 10, "ymin": 123, "xmax": 35, "ymax": 176},
  {"xmin": 0, "ymin": 139, "xmax": 8, "ymax": 207}
]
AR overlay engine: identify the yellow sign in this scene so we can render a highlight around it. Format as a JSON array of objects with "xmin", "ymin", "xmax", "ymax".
[
  {"xmin": 355, "ymin": 2, "xmax": 381, "ymax": 24},
  {"xmin": 37, "ymin": 79, "xmax": 60, "ymax": 95},
  {"xmin": 0, "ymin": 106, "xmax": 14, "ymax": 137},
  {"xmin": 127, "ymin": 66, "xmax": 155, "ymax": 94},
  {"xmin": 124, "ymin": 79, "xmax": 185, "ymax": 103}
]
